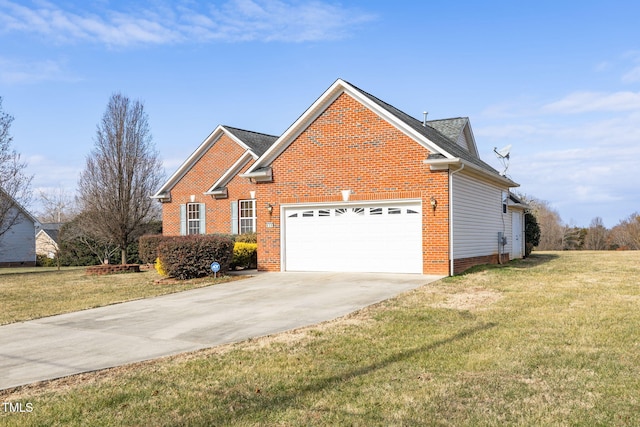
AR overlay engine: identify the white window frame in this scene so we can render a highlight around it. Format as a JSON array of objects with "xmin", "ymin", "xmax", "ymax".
[
  {"xmin": 239, "ymin": 199, "xmax": 256, "ymax": 234},
  {"xmin": 187, "ymin": 203, "xmax": 201, "ymax": 235}
]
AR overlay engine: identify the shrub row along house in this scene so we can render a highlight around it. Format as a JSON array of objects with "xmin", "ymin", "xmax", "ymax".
[{"xmin": 153, "ymin": 79, "xmax": 526, "ymax": 275}]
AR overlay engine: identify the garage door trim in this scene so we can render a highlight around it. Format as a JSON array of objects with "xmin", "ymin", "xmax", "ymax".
[{"xmin": 280, "ymin": 198, "xmax": 422, "ymax": 272}]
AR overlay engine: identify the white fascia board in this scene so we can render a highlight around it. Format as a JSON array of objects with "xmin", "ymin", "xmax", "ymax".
[
  {"xmin": 152, "ymin": 125, "xmax": 226, "ymax": 197},
  {"xmin": 247, "ymin": 79, "xmax": 456, "ymax": 174},
  {"xmin": 152, "ymin": 125, "xmax": 260, "ymax": 198},
  {"xmin": 204, "ymin": 151, "xmax": 253, "ymax": 194},
  {"xmin": 423, "ymin": 157, "xmax": 520, "ymax": 188},
  {"xmin": 342, "ymin": 85, "xmax": 454, "ymax": 159},
  {"xmin": 246, "ymin": 79, "xmax": 346, "ymax": 174},
  {"xmin": 223, "ymin": 129, "xmax": 259, "ymax": 159}
]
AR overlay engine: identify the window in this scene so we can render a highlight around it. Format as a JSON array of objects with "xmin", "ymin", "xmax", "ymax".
[
  {"xmin": 318, "ymin": 209, "xmax": 331, "ymax": 217},
  {"xmin": 370, "ymin": 207, "xmax": 383, "ymax": 215},
  {"xmin": 388, "ymin": 207, "xmax": 401, "ymax": 215},
  {"xmin": 187, "ymin": 203, "xmax": 202, "ymax": 235},
  {"xmin": 239, "ymin": 199, "xmax": 256, "ymax": 234}
]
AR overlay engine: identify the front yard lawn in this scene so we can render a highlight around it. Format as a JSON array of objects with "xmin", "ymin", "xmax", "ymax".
[
  {"xmin": 0, "ymin": 267, "xmax": 240, "ymax": 325},
  {"xmin": 1, "ymin": 251, "xmax": 640, "ymax": 426}
]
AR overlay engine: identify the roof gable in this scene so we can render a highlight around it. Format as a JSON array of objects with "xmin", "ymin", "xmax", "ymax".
[
  {"xmin": 246, "ymin": 79, "xmax": 511, "ymax": 186},
  {"xmin": 0, "ymin": 188, "xmax": 38, "ymax": 226},
  {"xmin": 152, "ymin": 125, "xmax": 277, "ymax": 200},
  {"xmin": 427, "ymin": 118, "xmax": 479, "ymax": 156}
]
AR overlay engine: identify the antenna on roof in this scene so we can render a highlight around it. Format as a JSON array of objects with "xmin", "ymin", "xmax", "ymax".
[
  {"xmin": 422, "ymin": 111, "xmax": 428, "ymax": 127},
  {"xmin": 493, "ymin": 144, "xmax": 512, "ymax": 176}
]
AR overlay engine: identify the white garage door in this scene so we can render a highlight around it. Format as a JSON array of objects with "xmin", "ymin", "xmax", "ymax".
[{"xmin": 283, "ymin": 201, "xmax": 423, "ymax": 273}]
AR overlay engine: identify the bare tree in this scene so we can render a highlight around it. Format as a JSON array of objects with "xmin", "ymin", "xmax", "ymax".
[
  {"xmin": 0, "ymin": 97, "xmax": 33, "ymax": 249},
  {"xmin": 584, "ymin": 217, "xmax": 609, "ymax": 250},
  {"xmin": 609, "ymin": 213, "xmax": 640, "ymax": 250},
  {"xmin": 77, "ymin": 93, "xmax": 163, "ymax": 264},
  {"xmin": 527, "ymin": 198, "xmax": 564, "ymax": 250},
  {"xmin": 37, "ymin": 186, "xmax": 76, "ymax": 223}
]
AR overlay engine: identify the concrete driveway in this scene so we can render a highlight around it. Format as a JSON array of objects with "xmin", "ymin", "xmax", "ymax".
[{"xmin": 0, "ymin": 272, "xmax": 442, "ymax": 390}]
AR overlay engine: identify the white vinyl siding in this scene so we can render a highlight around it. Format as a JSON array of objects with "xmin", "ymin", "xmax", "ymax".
[
  {"xmin": 456, "ymin": 132, "xmax": 470, "ymax": 151},
  {"xmin": 452, "ymin": 172, "xmax": 508, "ymax": 259},
  {"xmin": 0, "ymin": 209, "xmax": 36, "ymax": 264}
]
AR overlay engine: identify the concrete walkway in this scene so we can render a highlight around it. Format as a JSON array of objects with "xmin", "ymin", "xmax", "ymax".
[{"xmin": 0, "ymin": 272, "xmax": 442, "ymax": 390}]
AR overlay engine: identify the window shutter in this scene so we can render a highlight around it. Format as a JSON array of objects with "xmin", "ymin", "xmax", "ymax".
[
  {"xmin": 231, "ymin": 201, "xmax": 238, "ymax": 234},
  {"xmin": 180, "ymin": 204, "xmax": 187, "ymax": 235},
  {"xmin": 199, "ymin": 203, "xmax": 206, "ymax": 234}
]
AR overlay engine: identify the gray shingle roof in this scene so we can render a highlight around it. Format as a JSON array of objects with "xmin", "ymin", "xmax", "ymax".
[
  {"xmin": 224, "ymin": 126, "xmax": 278, "ymax": 157},
  {"xmin": 426, "ymin": 117, "xmax": 468, "ymax": 144},
  {"xmin": 343, "ymin": 81, "xmax": 504, "ymax": 178}
]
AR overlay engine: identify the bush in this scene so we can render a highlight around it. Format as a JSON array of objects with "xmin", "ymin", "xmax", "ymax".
[
  {"xmin": 234, "ymin": 232, "xmax": 257, "ymax": 244},
  {"xmin": 157, "ymin": 234, "xmax": 234, "ymax": 280},
  {"xmin": 524, "ymin": 211, "xmax": 541, "ymax": 257},
  {"xmin": 232, "ymin": 242, "xmax": 258, "ymax": 269},
  {"xmin": 154, "ymin": 257, "xmax": 168, "ymax": 276},
  {"xmin": 36, "ymin": 254, "xmax": 57, "ymax": 267},
  {"xmin": 139, "ymin": 234, "xmax": 168, "ymax": 264}
]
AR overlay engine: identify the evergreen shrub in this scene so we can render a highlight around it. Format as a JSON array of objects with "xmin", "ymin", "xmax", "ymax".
[{"xmin": 157, "ymin": 234, "xmax": 234, "ymax": 280}]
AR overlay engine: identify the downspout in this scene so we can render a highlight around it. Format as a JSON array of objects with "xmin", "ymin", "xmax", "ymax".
[{"xmin": 449, "ymin": 163, "xmax": 465, "ymax": 276}]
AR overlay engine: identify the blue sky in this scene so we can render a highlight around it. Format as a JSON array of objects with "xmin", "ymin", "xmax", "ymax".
[{"xmin": 1, "ymin": 0, "xmax": 639, "ymax": 228}]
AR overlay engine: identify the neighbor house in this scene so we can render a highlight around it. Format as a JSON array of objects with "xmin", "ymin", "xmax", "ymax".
[
  {"xmin": 156, "ymin": 79, "xmax": 525, "ymax": 275},
  {"xmin": 0, "ymin": 189, "xmax": 38, "ymax": 267},
  {"xmin": 36, "ymin": 223, "xmax": 63, "ymax": 259},
  {"xmin": 152, "ymin": 125, "xmax": 278, "ymax": 235}
]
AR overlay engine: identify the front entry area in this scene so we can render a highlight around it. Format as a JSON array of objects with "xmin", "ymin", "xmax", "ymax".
[{"xmin": 282, "ymin": 201, "xmax": 423, "ymax": 273}]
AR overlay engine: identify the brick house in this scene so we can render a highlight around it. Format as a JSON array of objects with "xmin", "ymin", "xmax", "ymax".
[
  {"xmin": 156, "ymin": 79, "xmax": 525, "ymax": 275},
  {"xmin": 152, "ymin": 125, "xmax": 277, "ymax": 235}
]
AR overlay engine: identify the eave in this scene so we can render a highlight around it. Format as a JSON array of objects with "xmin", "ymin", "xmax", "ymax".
[
  {"xmin": 240, "ymin": 167, "xmax": 273, "ymax": 183},
  {"xmin": 423, "ymin": 157, "xmax": 519, "ymax": 188}
]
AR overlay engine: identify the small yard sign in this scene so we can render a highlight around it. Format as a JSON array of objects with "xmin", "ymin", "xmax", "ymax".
[{"xmin": 210, "ymin": 261, "xmax": 220, "ymax": 278}]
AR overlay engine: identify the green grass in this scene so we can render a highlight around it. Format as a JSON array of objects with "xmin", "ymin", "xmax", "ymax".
[
  {"xmin": 2, "ymin": 251, "xmax": 640, "ymax": 426},
  {"xmin": 0, "ymin": 267, "xmax": 242, "ymax": 325}
]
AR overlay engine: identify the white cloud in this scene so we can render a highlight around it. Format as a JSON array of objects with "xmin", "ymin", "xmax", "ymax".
[
  {"xmin": 622, "ymin": 66, "xmax": 640, "ymax": 83},
  {"xmin": 0, "ymin": 56, "xmax": 73, "ymax": 84},
  {"xmin": 542, "ymin": 91, "xmax": 640, "ymax": 114},
  {"xmin": 0, "ymin": 0, "xmax": 375, "ymax": 47}
]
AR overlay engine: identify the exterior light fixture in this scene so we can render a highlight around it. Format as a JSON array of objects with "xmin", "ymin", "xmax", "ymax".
[
  {"xmin": 250, "ymin": 190, "xmax": 256, "ymax": 199},
  {"xmin": 266, "ymin": 203, "xmax": 274, "ymax": 214},
  {"xmin": 341, "ymin": 190, "xmax": 352, "ymax": 202},
  {"xmin": 430, "ymin": 196, "xmax": 437, "ymax": 211}
]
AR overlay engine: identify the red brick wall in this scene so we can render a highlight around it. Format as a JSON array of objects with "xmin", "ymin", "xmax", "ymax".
[
  {"xmin": 255, "ymin": 92, "xmax": 451, "ymax": 275},
  {"xmin": 162, "ymin": 133, "xmax": 256, "ymax": 236}
]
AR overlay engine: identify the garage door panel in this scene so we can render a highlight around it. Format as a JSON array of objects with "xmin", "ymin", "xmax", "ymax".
[{"xmin": 284, "ymin": 203, "xmax": 422, "ymax": 273}]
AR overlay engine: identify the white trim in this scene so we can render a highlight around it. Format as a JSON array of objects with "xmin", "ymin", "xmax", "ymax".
[
  {"xmin": 204, "ymin": 151, "xmax": 253, "ymax": 195},
  {"xmin": 246, "ymin": 79, "xmax": 454, "ymax": 175},
  {"xmin": 152, "ymin": 125, "xmax": 258, "ymax": 199},
  {"xmin": 279, "ymin": 198, "xmax": 422, "ymax": 272}
]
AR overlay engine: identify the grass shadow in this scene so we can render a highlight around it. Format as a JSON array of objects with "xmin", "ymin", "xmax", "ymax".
[{"xmin": 206, "ymin": 321, "xmax": 498, "ymax": 424}]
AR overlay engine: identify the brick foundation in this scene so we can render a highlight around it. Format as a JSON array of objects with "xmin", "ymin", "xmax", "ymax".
[{"xmin": 453, "ymin": 253, "xmax": 510, "ymax": 275}]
